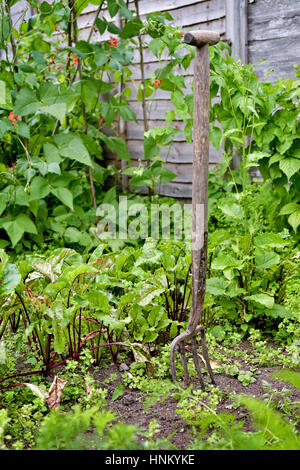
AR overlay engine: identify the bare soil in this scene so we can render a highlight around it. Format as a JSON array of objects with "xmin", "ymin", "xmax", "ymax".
[{"xmin": 91, "ymin": 341, "xmax": 300, "ymax": 450}]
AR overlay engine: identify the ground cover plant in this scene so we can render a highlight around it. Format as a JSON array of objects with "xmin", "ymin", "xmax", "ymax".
[{"xmin": 0, "ymin": 0, "xmax": 299, "ymax": 451}]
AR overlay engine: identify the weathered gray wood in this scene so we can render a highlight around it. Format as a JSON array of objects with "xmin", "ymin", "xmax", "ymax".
[
  {"xmin": 125, "ymin": 139, "xmax": 222, "ymax": 163},
  {"xmin": 157, "ymin": 182, "xmax": 192, "ymax": 198},
  {"xmin": 170, "ymin": 31, "xmax": 218, "ymax": 386},
  {"xmin": 248, "ymin": 0, "xmax": 300, "ymax": 80},
  {"xmin": 128, "ymin": 99, "xmax": 186, "ymax": 120},
  {"xmin": 184, "ymin": 30, "xmax": 220, "ymax": 46},
  {"xmin": 248, "ymin": 37, "xmax": 300, "ymax": 80},
  {"xmin": 127, "ymin": 0, "xmax": 210, "ymax": 16},
  {"xmin": 248, "ymin": 0, "xmax": 300, "ymax": 19},
  {"xmin": 79, "ymin": 0, "xmax": 225, "ymax": 29},
  {"xmin": 226, "ymin": 0, "xmax": 248, "ymax": 63}
]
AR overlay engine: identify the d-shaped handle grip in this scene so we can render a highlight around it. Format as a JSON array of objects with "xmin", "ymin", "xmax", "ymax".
[{"xmin": 183, "ymin": 30, "xmax": 220, "ymax": 47}]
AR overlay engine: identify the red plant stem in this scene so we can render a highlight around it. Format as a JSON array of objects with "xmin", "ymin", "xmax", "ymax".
[
  {"xmin": 72, "ymin": 316, "xmax": 76, "ymax": 357},
  {"xmin": 163, "ymin": 291, "xmax": 172, "ymax": 318},
  {"xmin": 77, "ymin": 308, "xmax": 82, "ymax": 355},
  {"xmin": 0, "ymin": 368, "xmax": 45, "ymax": 385},
  {"xmin": 0, "ymin": 383, "xmax": 27, "ymax": 391},
  {"xmin": 49, "ymin": 352, "xmax": 57, "ymax": 368},
  {"xmin": 0, "ymin": 342, "xmax": 126, "ymax": 388},
  {"xmin": 66, "ymin": 323, "xmax": 73, "ymax": 357},
  {"xmin": 50, "ymin": 342, "xmax": 122, "ymax": 369},
  {"xmin": 16, "ymin": 292, "xmax": 44, "ymax": 358}
]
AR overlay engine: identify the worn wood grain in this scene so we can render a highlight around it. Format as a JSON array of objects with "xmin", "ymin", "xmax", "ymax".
[
  {"xmin": 184, "ymin": 30, "xmax": 220, "ymax": 46},
  {"xmin": 248, "ymin": 36, "xmax": 300, "ymax": 79},
  {"xmin": 248, "ymin": 0, "xmax": 300, "ymax": 80},
  {"xmin": 125, "ymin": 139, "xmax": 222, "ymax": 163}
]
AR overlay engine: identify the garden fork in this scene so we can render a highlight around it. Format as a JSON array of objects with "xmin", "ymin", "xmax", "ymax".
[{"xmin": 170, "ymin": 30, "xmax": 220, "ymax": 390}]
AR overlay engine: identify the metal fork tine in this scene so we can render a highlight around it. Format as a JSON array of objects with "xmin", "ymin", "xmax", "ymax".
[
  {"xmin": 191, "ymin": 336, "xmax": 205, "ymax": 390},
  {"xmin": 179, "ymin": 342, "xmax": 190, "ymax": 387},
  {"xmin": 200, "ymin": 327, "xmax": 215, "ymax": 385}
]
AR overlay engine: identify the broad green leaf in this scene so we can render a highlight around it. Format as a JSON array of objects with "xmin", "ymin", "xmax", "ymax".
[
  {"xmin": 81, "ymin": 78, "xmax": 99, "ymax": 111},
  {"xmin": 95, "ymin": 17, "xmax": 107, "ymax": 35},
  {"xmin": 279, "ymin": 202, "xmax": 299, "ymax": 216},
  {"xmin": 254, "ymin": 233, "xmax": 287, "ymax": 248},
  {"xmin": 210, "ymin": 325, "xmax": 225, "ymax": 340},
  {"xmin": 245, "ymin": 293, "xmax": 274, "ymax": 309},
  {"xmin": 154, "ymin": 166, "xmax": 176, "ymax": 184},
  {"xmin": 40, "ymin": 1, "xmax": 53, "ymax": 15},
  {"xmin": 0, "ymin": 16, "xmax": 9, "ymax": 42},
  {"xmin": 86, "ymin": 291, "xmax": 110, "ymax": 311},
  {"xmin": 29, "ymin": 176, "xmax": 50, "ymax": 200},
  {"xmin": 267, "ymin": 304, "xmax": 292, "ymax": 319},
  {"xmin": 107, "ymin": 0, "xmax": 119, "ymax": 17},
  {"xmin": 51, "ymin": 187, "xmax": 73, "ymax": 210},
  {"xmin": 32, "ymin": 38, "xmax": 51, "ymax": 53},
  {"xmin": 14, "ymin": 88, "xmax": 39, "ymax": 116},
  {"xmin": 0, "ymin": 80, "xmax": 5, "ymax": 104},
  {"xmin": 0, "ymin": 263, "xmax": 21, "ymax": 296},
  {"xmin": 111, "ymin": 383, "xmax": 124, "ymax": 401},
  {"xmin": 206, "ymin": 277, "xmax": 227, "ymax": 295},
  {"xmin": 218, "ymin": 202, "xmax": 243, "ymax": 220},
  {"xmin": 40, "ymin": 103, "xmax": 66, "ymax": 122},
  {"xmin": 119, "ymin": 105, "xmax": 136, "ymax": 121},
  {"xmin": 148, "ymin": 38, "xmax": 164, "ymax": 57},
  {"xmin": 144, "ymin": 136, "xmax": 160, "ymax": 160},
  {"xmin": 148, "ymin": 306, "xmax": 164, "ymax": 327},
  {"xmin": 0, "ymin": 120, "xmax": 11, "ymax": 137},
  {"xmin": 288, "ymin": 210, "xmax": 300, "ymax": 232},
  {"xmin": 52, "ymin": 317, "xmax": 66, "ymax": 355},
  {"xmin": 107, "ymin": 22, "xmax": 121, "ymax": 35},
  {"xmin": 2, "ymin": 221, "xmax": 24, "ymax": 247},
  {"xmin": 16, "ymin": 214, "xmax": 37, "ymax": 235},
  {"xmin": 279, "ymin": 158, "xmax": 300, "ymax": 180},
  {"xmin": 255, "ymin": 251, "xmax": 280, "ymax": 269},
  {"xmin": 16, "ymin": 122, "xmax": 30, "ymax": 139},
  {"xmin": 120, "ymin": 18, "xmax": 143, "ymax": 38},
  {"xmin": 15, "ymin": 186, "xmax": 29, "ymax": 206},
  {"xmin": 104, "ymin": 136, "xmax": 130, "ymax": 162},
  {"xmin": 209, "ymin": 124, "xmax": 222, "ymax": 150},
  {"xmin": 130, "ymin": 174, "xmax": 153, "ymax": 187},
  {"xmin": 0, "ymin": 194, "xmax": 7, "ymax": 216},
  {"xmin": 61, "ymin": 265, "xmax": 97, "ymax": 285},
  {"xmin": 47, "ymin": 162, "xmax": 61, "ymax": 174},
  {"xmin": 144, "ymin": 328, "xmax": 158, "ymax": 343},
  {"xmin": 212, "ymin": 254, "xmax": 243, "ymax": 270},
  {"xmin": 138, "ymin": 287, "xmax": 164, "ymax": 306},
  {"xmin": 0, "ymin": 79, "xmax": 12, "ymax": 110},
  {"xmin": 54, "ymin": 134, "xmax": 92, "ymax": 166},
  {"xmin": 94, "ymin": 50, "xmax": 110, "ymax": 67},
  {"xmin": 43, "ymin": 143, "xmax": 61, "ymax": 164}
]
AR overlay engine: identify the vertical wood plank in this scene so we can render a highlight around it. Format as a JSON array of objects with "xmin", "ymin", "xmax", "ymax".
[{"xmin": 226, "ymin": 0, "xmax": 248, "ymax": 63}]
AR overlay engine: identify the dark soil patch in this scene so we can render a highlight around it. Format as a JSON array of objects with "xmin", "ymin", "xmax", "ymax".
[{"xmin": 91, "ymin": 344, "xmax": 300, "ymax": 450}]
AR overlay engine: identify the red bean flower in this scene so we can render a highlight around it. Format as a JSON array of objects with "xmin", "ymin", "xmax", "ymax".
[
  {"xmin": 180, "ymin": 31, "xmax": 184, "ymax": 37},
  {"xmin": 8, "ymin": 112, "xmax": 18, "ymax": 126},
  {"xmin": 97, "ymin": 117, "xmax": 105, "ymax": 126},
  {"xmin": 154, "ymin": 78, "xmax": 163, "ymax": 88},
  {"xmin": 109, "ymin": 36, "xmax": 118, "ymax": 47}
]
